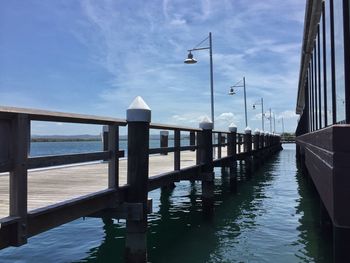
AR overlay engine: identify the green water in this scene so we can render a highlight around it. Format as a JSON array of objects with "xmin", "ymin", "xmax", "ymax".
[{"xmin": 0, "ymin": 144, "xmax": 333, "ymax": 262}]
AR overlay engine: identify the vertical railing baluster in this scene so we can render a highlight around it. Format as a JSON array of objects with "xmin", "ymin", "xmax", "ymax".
[
  {"xmin": 160, "ymin": 131, "xmax": 169, "ymax": 155},
  {"xmin": 174, "ymin": 129, "xmax": 180, "ymax": 170},
  {"xmin": 108, "ymin": 124, "xmax": 119, "ymax": 189},
  {"xmin": 10, "ymin": 113, "xmax": 30, "ymax": 246},
  {"xmin": 217, "ymin": 132, "xmax": 222, "ymax": 159}
]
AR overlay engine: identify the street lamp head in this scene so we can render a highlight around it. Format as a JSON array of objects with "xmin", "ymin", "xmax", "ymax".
[
  {"xmin": 184, "ymin": 51, "xmax": 197, "ymax": 64},
  {"xmin": 228, "ymin": 87, "xmax": 236, "ymax": 95}
]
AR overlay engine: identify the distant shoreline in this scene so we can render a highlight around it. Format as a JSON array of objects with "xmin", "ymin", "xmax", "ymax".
[{"xmin": 31, "ymin": 138, "xmax": 102, "ymax": 142}]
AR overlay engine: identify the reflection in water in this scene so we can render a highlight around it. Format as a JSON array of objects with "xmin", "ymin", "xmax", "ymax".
[
  {"xmin": 0, "ymin": 144, "xmax": 333, "ymax": 263},
  {"xmin": 295, "ymin": 162, "xmax": 333, "ymax": 262}
]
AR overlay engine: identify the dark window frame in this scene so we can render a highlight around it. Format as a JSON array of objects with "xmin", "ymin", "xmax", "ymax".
[
  {"xmin": 317, "ymin": 26, "xmax": 323, "ymax": 128},
  {"xmin": 322, "ymin": 2, "xmax": 328, "ymax": 126},
  {"xmin": 330, "ymin": 0, "xmax": 337, "ymax": 124},
  {"xmin": 314, "ymin": 45, "xmax": 318, "ymax": 130}
]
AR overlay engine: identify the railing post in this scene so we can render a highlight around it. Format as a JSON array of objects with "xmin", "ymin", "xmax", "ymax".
[
  {"xmin": 217, "ymin": 132, "xmax": 222, "ymax": 159},
  {"xmin": 102, "ymin": 125, "xmax": 109, "ymax": 161},
  {"xmin": 244, "ymin": 127, "xmax": 252, "ymax": 178},
  {"xmin": 244, "ymin": 127, "xmax": 252, "ymax": 153},
  {"xmin": 264, "ymin": 132, "xmax": 267, "ymax": 149},
  {"xmin": 196, "ymin": 131, "xmax": 202, "ymax": 165},
  {"xmin": 10, "ymin": 113, "xmax": 30, "ymax": 246},
  {"xmin": 253, "ymin": 129, "xmax": 260, "ymax": 151},
  {"xmin": 160, "ymin": 131, "xmax": 169, "ymax": 155},
  {"xmin": 237, "ymin": 134, "xmax": 241, "ymax": 153},
  {"xmin": 125, "ymin": 96, "xmax": 151, "ymax": 263},
  {"xmin": 228, "ymin": 123, "xmax": 237, "ymax": 192},
  {"xmin": 199, "ymin": 117, "xmax": 214, "ymax": 216},
  {"xmin": 102, "ymin": 125, "xmax": 109, "ymax": 151},
  {"xmin": 174, "ymin": 129, "xmax": 180, "ymax": 170},
  {"xmin": 259, "ymin": 131, "xmax": 264, "ymax": 150},
  {"xmin": 190, "ymin": 131, "xmax": 196, "ymax": 151},
  {"xmin": 253, "ymin": 129, "xmax": 260, "ymax": 170},
  {"xmin": 108, "ymin": 124, "xmax": 119, "ymax": 189}
]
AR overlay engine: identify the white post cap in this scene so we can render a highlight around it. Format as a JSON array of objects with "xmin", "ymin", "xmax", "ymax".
[
  {"xmin": 228, "ymin": 123, "xmax": 237, "ymax": 132},
  {"xmin": 244, "ymin": 126, "xmax": 252, "ymax": 134},
  {"xmin": 127, "ymin": 96, "xmax": 151, "ymax": 122},
  {"xmin": 160, "ymin": 130, "xmax": 169, "ymax": 136},
  {"xmin": 199, "ymin": 116, "xmax": 213, "ymax": 130},
  {"xmin": 254, "ymin": 128, "xmax": 260, "ymax": 135}
]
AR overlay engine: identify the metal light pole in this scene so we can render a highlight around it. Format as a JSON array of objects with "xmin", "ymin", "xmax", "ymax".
[
  {"xmin": 279, "ymin": 117, "xmax": 285, "ymax": 140},
  {"xmin": 269, "ymin": 108, "xmax": 272, "ymax": 132},
  {"xmin": 243, "ymin": 77, "xmax": 247, "ymax": 127},
  {"xmin": 253, "ymin": 97, "xmax": 264, "ymax": 131},
  {"xmin": 273, "ymin": 112, "xmax": 276, "ymax": 133},
  {"xmin": 229, "ymin": 77, "xmax": 248, "ymax": 127},
  {"xmin": 184, "ymin": 32, "xmax": 214, "ymax": 126}
]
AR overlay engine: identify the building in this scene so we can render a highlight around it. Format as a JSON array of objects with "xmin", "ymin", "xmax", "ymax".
[{"xmin": 295, "ymin": 0, "xmax": 350, "ymax": 261}]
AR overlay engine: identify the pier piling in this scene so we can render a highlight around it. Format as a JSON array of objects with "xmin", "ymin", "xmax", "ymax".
[
  {"xmin": 125, "ymin": 97, "xmax": 151, "ymax": 263},
  {"xmin": 244, "ymin": 127, "xmax": 252, "ymax": 178},
  {"xmin": 199, "ymin": 117, "xmax": 214, "ymax": 216},
  {"xmin": 228, "ymin": 123, "xmax": 237, "ymax": 192}
]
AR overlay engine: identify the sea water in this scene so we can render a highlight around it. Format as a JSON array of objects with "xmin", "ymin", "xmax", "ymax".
[{"xmin": 0, "ymin": 144, "xmax": 333, "ymax": 262}]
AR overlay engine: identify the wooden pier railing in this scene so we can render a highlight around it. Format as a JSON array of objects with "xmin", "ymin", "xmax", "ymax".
[{"xmin": 0, "ymin": 97, "xmax": 282, "ymax": 262}]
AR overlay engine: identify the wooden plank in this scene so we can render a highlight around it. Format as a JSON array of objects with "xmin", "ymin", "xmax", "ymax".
[
  {"xmin": 27, "ymin": 151, "xmax": 116, "ymax": 169},
  {"xmin": 149, "ymin": 146, "xmax": 197, "ymax": 155},
  {"xmin": 150, "ymin": 123, "xmax": 201, "ymax": 132},
  {"xmin": 0, "ymin": 160, "xmax": 12, "ymax": 173},
  {"xmin": 0, "ymin": 106, "xmax": 127, "ymax": 125},
  {"xmin": 27, "ymin": 188, "xmax": 122, "ymax": 237},
  {"xmin": 0, "ymin": 217, "xmax": 20, "ymax": 249},
  {"xmin": 149, "ymin": 147, "xmax": 176, "ymax": 154}
]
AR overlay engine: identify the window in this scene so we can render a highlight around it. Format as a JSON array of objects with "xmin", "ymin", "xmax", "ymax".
[
  {"xmin": 333, "ymin": 0, "xmax": 346, "ymax": 122},
  {"xmin": 319, "ymin": 19, "xmax": 326, "ymax": 128},
  {"xmin": 325, "ymin": 0, "xmax": 334, "ymax": 125}
]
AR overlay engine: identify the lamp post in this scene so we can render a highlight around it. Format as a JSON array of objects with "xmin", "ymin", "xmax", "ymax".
[
  {"xmin": 229, "ymin": 77, "xmax": 248, "ymax": 127},
  {"xmin": 273, "ymin": 112, "xmax": 276, "ymax": 133},
  {"xmin": 184, "ymin": 32, "xmax": 214, "ymax": 126},
  {"xmin": 253, "ymin": 97, "xmax": 264, "ymax": 131},
  {"xmin": 278, "ymin": 117, "xmax": 285, "ymax": 139},
  {"xmin": 265, "ymin": 108, "xmax": 272, "ymax": 132}
]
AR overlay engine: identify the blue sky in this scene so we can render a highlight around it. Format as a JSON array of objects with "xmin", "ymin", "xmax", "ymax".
[{"xmin": 0, "ymin": 0, "xmax": 304, "ymax": 135}]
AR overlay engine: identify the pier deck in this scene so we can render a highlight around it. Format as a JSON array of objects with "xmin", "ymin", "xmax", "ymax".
[{"xmin": 0, "ymin": 150, "xmax": 228, "ymax": 219}]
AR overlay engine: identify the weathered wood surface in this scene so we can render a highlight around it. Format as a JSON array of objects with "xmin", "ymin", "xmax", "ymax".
[{"xmin": 0, "ymin": 149, "xmax": 227, "ymax": 219}]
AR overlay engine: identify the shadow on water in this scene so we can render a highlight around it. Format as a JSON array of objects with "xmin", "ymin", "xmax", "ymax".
[
  {"xmin": 79, "ymin": 154, "xmax": 282, "ymax": 263},
  {"xmin": 294, "ymin": 158, "xmax": 333, "ymax": 262},
  {"xmin": 0, "ymin": 144, "xmax": 334, "ymax": 262}
]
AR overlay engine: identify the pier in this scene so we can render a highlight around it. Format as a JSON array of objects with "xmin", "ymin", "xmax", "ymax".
[
  {"xmin": 0, "ymin": 100, "xmax": 281, "ymax": 262},
  {"xmin": 295, "ymin": 0, "xmax": 350, "ymax": 262}
]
